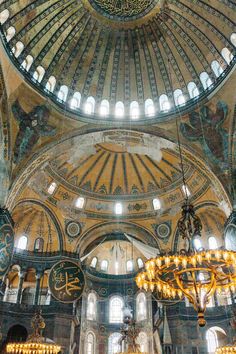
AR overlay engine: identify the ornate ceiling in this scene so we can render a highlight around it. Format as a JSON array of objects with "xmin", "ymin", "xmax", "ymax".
[{"xmin": 0, "ymin": 0, "xmax": 235, "ymax": 119}]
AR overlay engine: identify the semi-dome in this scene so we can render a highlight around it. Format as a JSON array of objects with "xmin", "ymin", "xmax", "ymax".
[{"xmin": 0, "ymin": 0, "xmax": 235, "ymax": 121}]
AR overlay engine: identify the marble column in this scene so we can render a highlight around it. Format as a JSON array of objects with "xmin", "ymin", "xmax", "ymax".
[
  {"xmin": 34, "ymin": 272, "xmax": 42, "ymax": 305},
  {"xmin": 16, "ymin": 271, "xmax": 26, "ymax": 304}
]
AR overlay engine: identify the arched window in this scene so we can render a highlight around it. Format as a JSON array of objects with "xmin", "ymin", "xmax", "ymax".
[
  {"xmin": 75, "ymin": 197, "xmax": 85, "ymax": 209},
  {"xmin": 6, "ymin": 26, "xmax": 15, "ymax": 42},
  {"xmin": 217, "ymin": 288, "xmax": 232, "ymax": 306},
  {"xmin": 208, "ymin": 236, "xmax": 218, "ymax": 250},
  {"xmin": 108, "ymin": 333, "xmax": 122, "ymax": 354},
  {"xmin": 193, "ymin": 238, "xmax": 202, "ymax": 251},
  {"xmin": 14, "ymin": 41, "xmax": 24, "ymax": 58},
  {"xmin": 33, "ymin": 66, "xmax": 45, "ymax": 83},
  {"xmin": 18, "ymin": 236, "xmax": 27, "ymax": 250},
  {"xmin": 200, "ymin": 72, "xmax": 213, "ymax": 89},
  {"xmin": 109, "ymin": 296, "xmax": 124, "ymax": 323},
  {"xmin": 101, "ymin": 260, "xmax": 108, "ymax": 272},
  {"xmin": 57, "ymin": 85, "xmax": 68, "ymax": 102},
  {"xmin": 45, "ymin": 76, "xmax": 56, "ymax": 92},
  {"xmin": 221, "ymin": 48, "xmax": 233, "ymax": 64},
  {"xmin": 206, "ymin": 327, "xmax": 226, "ymax": 354},
  {"xmin": 136, "ymin": 293, "xmax": 147, "ymax": 321},
  {"xmin": 115, "ymin": 202, "xmax": 122, "ymax": 215},
  {"xmin": 90, "ymin": 257, "xmax": 98, "ymax": 268},
  {"xmin": 137, "ymin": 332, "xmax": 148, "ymax": 353},
  {"xmin": 47, "ymin": 182, "xmax": 57, "ymax": 195},
  {"xmin": 34, "ymin": 238, "xmax": 44, "ymax": 252},
  {"xmin": 100, "ymin": 99, "xmax": 109, "ymax": 116},
  {"xmin": 84, "ymin": 96, "xmax": 95, "ymax": 114},
  {"xmin": 130, "ymin": 101, "xmax": 139, "ymax": 119},
  {"xmin": 115, "ymin": 101, "xmax": 124, "ymax": 118},
  {"xmin": 153, "ymin": 198, "xmax": 161, "ymax": 210},
  {"xmin": 230, "ymin": 33, "xmax": 236, "ymax": 47},
  {"xmin": 126, "ymin": 260, "xmax": 133, "ymax": 272},
  {"xmin": 187, "ymin": 82, "xmax": 200, "ymax": 99},
  {"xmin": 174, "ymin": 89, "xmax": 185, "ymax": 106},
  {"xmin": 159, "ymin": 94, "xmax": 170, "ymax": 111},
  {"xmin": 85, "ymin": 332, "xmax": 96, "ymax": 354},
  {"xmin": 87, "ymin": 293, "xmax": 97, "ymax": 320},
  {"xmin": 21, "ymin": 55, "xmax": 33, "ymax": 71},
  {"xmin": 145, "ymin": 99, "xmax": 155, "ymax": 116},
  {"xmin": 211, "ymin": 60, "xmax": 223, "ymax": 77},
  {"xmin": 70, "ymin": 92, "xmax": 81, "ymax": 109},
  {"xmin": 0, "ymin": 9, "xmax": 10, "ymax": 24},
  {"xmin": 137, "ymin": 258, "xmax": 144, "ymax": 269}
]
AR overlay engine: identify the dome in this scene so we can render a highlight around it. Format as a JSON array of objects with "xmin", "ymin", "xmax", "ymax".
[{"xmin": 1, "ymin": 0, "xmax": 235, "ymax": 121}]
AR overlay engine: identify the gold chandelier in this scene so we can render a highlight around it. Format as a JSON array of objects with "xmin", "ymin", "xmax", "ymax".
[
  {"xmin": 215, "ymin": 344, "xmax": 236, "ymax": 353},
  {"xmin": 6, "ymin": 312, "xmax": 61, "ymax": 354}
]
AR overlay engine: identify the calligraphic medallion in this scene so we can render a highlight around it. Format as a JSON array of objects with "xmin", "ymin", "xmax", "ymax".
[
  {"xmin": 49, "ymin": 260, "xmax": 85, "ymax": 303},
  {"xmin": 0, "ymin": 209, "xmax": 14, "ymax": 279}
]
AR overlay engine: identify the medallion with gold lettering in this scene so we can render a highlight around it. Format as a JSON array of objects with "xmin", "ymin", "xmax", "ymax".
[
  {"xmin": 0, "ymin": 208, "xmax": 14, "ymax": 279},
  {"xmin": 49, "ymin": 260, "xmax": 85, "ymax": 303}
]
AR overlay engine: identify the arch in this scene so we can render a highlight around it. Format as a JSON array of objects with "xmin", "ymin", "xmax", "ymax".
[
  {"xmin": 57, "ymin": 85, "xmax": 68, "ymax": 102},
  {"xmin": 6, "ymin": 325, "xmax": 28, "ymax": 343},
  {"xmin": 115, "ymin": 101, "xmax": 124, "ymax": 117},
  {"xmin": 34, "ymin": 237, "xmax": 44, "ymax": 252},
  {"xmin": 87, "ymin": 292, "xmax": 97, "ymax": 320},
  {"xmin": 126, "ymin": 260, "xmax": 133, "ymax": 272},
  {"xmin": 6, "ymin": 26, "xmax": 15, "ymax": 42},
  {"xmin": 108, "ymin": 332, "xmax": 122, "ymax": 354},
  {"xmin": 208, "ymin": 236, "xmax": 218, "ymax": 250},
  {"xmin": 221, "ymin": 48, "xmax": 233, "ymax": 64},
  {"xmin": 130, "ymin": 101, "xmax": 140, "ymax": 119},
  {"xmin": 200, "ymin": 72, "xmax": 213, "ymax": 89},
  {"xmin": 33, "ymin": 66, "xmax": 45, "ymax": 83},
  {"xmin": 109, "ymin": 296, "xmax": 124, "ymax": 323},
  {"xmin": 136, "ymin": 292, "xmax": 147, "ymax": 321},
  {"xmin": 14, "ymin": 41, "xmax": 24, "ymax": 58},
  {"xmin": 21, "ymin": 55, "xmax": 33, "ymax": 71},
  {"xmin": 174, "ymin": 89, "xmax": 185, "ymax": 106},
  {"xmin": 21, "ymin": 286, "xmax": 35, "ymax": 305},
  {"xmin": 101, "ymin": 259, "xmax": 108, "ymax": 272},
  {"xmin": 85, "ymin": 332, "xmax": 96, "ymax": 354},
  {"xmin": 211, "ymin": 60, "xmax": 223, "ymax": 78},
  {"xmin": 159, "ymin": 94, "xmax": 170, "ymax": 111},
  {"xmin": 145, "ymin": 98, "xmax": 155, "ymax": 116},
  {"xmin": 84, "ymin": 96, "xmax": 95, "ymax": 114},
  {"xmin": 100, "ymin": 99, "xmax": 109, "ymax": 116},
  {"xmin": 17, "ymin": 235, "xmax": 27, "ymax": 250},
  {"xmin": 90, "ymin": 257, "xmax": 97, "ymax": 268},
  {"xmin": 45, "ymin": 76, "xmax": 56, "ymax": 92},
  {"xmin": 230, "ymin": 33, "xmax": 236, "ymax": 47},
  {"xmin": 137, "ymin": 332, "xmax": 148, "ymax": 352},
  {"xmin": 137, "ymin": 258, "xmax": 144, "ymax": 269},
  {"xmin": 70, "ymin": 92, "xmax": 81, "ymax": 109},
  {"xmin": 206, "ymin": 327, "xmax": 227, "ymax": 354},
  {"xmin": 0, "ymin": 9, "xmax": 10, "ymax": 24},
  {"xmin": 187, "ymin": 82, "xmax": 199, "ymax": 99}
]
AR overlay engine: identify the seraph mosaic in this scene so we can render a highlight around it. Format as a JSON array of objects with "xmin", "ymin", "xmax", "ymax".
[
  {"xmin": 180, "ymin": 101, "xmax": 228, "ymax": 169},
  {"xmin": 12, "ymin": 100, "xmax": 56, "ymax": 163}
]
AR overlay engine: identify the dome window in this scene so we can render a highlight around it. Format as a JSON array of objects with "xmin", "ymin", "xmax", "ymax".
[
  {"xmin": 34, "ymin": 237, "xmax": 44, "ymax": 252},
  {"xmin": 130, "ymin": 101, "xmax": 139, "ymax": 119},
  {"xmin": 182, "ymin": 184, "xmax": 191, "ymax": 198},
  {"xmin": 137, "ymin": 258, "xmax": 144, "ymax": 269},
  {"xmin": 115, "ymin": 202, "xmax": 122, "ymax": 215},
  {"xmin": 230, "ymin": 33, "xmax": 236, "ymax": 47},
  {"xmin": 208, "ymin": 236, "xmax": 218, "ymax": 250},
  {"xmin": 153, "ymin": 198, "xmax": 161, "ymax": 211},
  {"xmin": 187, "ymin": 82, "xmax": 199, "ymax": 99},
  {"xmin": 18, "ymin": 235, "xmax": 27, "ymax": 250},
  {"xmin": 174, "ymin": 89, "xmax": 185, "ymax": 106},
  {"xmin": 101, "ymin": 259, "xmax": 108, "ymax": 272},
  {"xmin": 0, "ymin": 9, "xmax": 10, "ymax": 24},
  {"xmin": 33, "ymin": 66, "xmax": 45, "ymax": 83},
  {"xmin": 57, "ymin": 85, "xmax": 68, "ymax": 102},
  {"xmin": 115, "ymin": 101, "xmax": 124, "ymax": 118},
  {"xmin": 145, "ymin": 98, "xmax": 155, "ymax": 116},
  {"xmin": 100, "ymin": 99, "xmax": 109, "ymax": 116},
  {"xmin": 75, "ymin": 197, "xmax": 85, "ymax": 209},
  {"xmin": 84, "ymin": 96, "xmax": 95, "ymax": 114},
  {"xmin": 70, "ymin": 92, "xmax": 81, "ymax": 109},
  {"xmin": 14, "ymin": 41, "xmax": 24, "ymax": 58},
  {"xmin": 6, "ymin": 26, "xmax": 15, "ymax": 42},
  {"xmin": 159, "ymin": 94, "xmax": 170, "ymax": 112},
  {"xmin": 200, "ymin": 72, "xmax": 213, "ymax": 90},
  {"xmin": 126, "ymin": 260, "xmax": 133, "ymax": 272},
  {"xmin": 45, "ymin": 76, "xmax": 56, "ymax": 92},
  {"xmin": 221, "ymin": 47, "xmax": 233, "ymax": 64},
  {"xmin": 21, "ymin": 55, "xmax": 33, "ymax": 71},
  {"xmin": 90, "ymin": 257, "xmax": 97, "ymax": 268},
  {"xmin": 47, "ymin": 182, "xmax": 57, "ymax": 195},
  {"xmin": 211, "ymin": 60, "xmax": 223, "ymax": 78}
]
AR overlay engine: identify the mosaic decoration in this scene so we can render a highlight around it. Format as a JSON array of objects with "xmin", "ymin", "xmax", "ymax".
[
  {"xmin": 49, "ymin": 260, "xmax": 85, "ymax": 303},
  {"xmin": 0, "ymin": 208, "xmax": 14, "ymax": 279},
  {"xmin": 12, "ymin": 100, "xmax": 56, "ymax": 163},
  {"xmin": 65, "ymin": 221, "xmax": 81, "ymax": 238}
]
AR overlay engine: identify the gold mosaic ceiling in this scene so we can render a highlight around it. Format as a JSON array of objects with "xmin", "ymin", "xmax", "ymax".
[{"xmin": 1, "ymin": 0, "xmax": 235, "ymax": 119}]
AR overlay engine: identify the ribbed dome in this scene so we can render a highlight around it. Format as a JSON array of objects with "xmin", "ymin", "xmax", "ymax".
[{"xmin": 0, "ymin": 0, "xmax": 235, "ymax": 120}]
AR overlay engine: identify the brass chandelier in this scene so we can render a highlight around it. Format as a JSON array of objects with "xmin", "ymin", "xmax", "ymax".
[
  {"xmin": 215, "ymin": 344, "xmax": 236, "ymax": 353},
  {"xmin": 6, "ymin": 311, "xmax": 61, "ymax": 354}
]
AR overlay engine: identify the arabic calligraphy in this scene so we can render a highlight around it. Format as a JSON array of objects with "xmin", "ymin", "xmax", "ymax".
[
  {"xmin": 0, "ymin": 224, "xmax": 14, "ymax": 278},
  {"xmin": 49, "ymin": 261, "xmax": 85, "ymax": 303},
  {"xmin": 93, "ymin": 0, "xmax": 155, "ymax": 17}
]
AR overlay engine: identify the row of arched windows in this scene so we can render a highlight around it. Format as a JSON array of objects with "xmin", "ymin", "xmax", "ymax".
[
  {"xmin": 90, "ymin": 257, "xmax": 144, "ymax": 272},
  {"xmin": 86, "ymin": 293, "xmax": 147, "ymax": 323},
  {"xmin": 193, "ymin": 236, "xmax": 219, "ymax": 251},
  {"xmin": 17, "ymin": 235, "xmax": 44, "ymax": 252}
]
